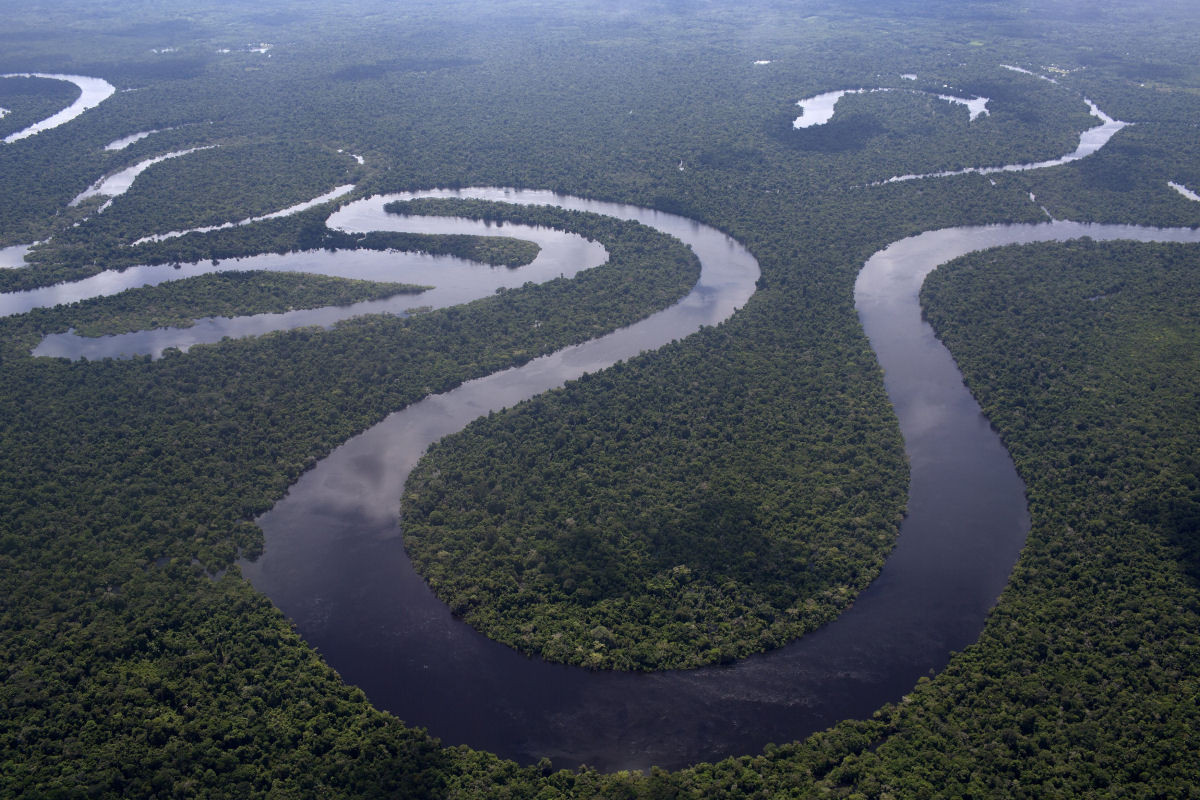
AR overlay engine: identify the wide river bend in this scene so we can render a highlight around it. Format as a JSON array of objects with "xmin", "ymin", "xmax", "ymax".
[{"xmin": 238, "ymin": 190, "xmax": 1200, "ymax": 771}]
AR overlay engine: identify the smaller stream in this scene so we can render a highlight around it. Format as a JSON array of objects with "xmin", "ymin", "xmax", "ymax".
[
  {"xmin": 880, "ymin": 99, "xmax": 1126, "ymax": 183},
  {"xmin": 105, "ymin": 129, "xmax": 166, "ymax": 151},
  {"xmin": 71, "ymin": 146, "xmax": 217, "ymax": 210},
  {"xmin": 24, "ymin": 196, "xmax": 607, "ymax": 359},
  {"xmin": 131, "ymin": 184, "xmax": 359, "ymax": 245}
]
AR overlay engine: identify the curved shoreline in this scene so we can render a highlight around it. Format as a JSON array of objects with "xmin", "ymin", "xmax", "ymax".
[
  {"xmin": 1, "ymin": 73, "xmax": 116, "ymax": 144},
  {"xmin": 70, "ymin": 146, "xmax": 216, "ymax": 210},
  {"xmin": 879, "ymin": 98, "xmax": 1127, "ymax": 183},
  {"xmin": 793, "ymin": 87, "xmax": 989, "ymax": 129},
  {"xmin": 0, "ymin": 244, "xmax": 32, "ymax": 269},
  {"xmin": 131, "ymin": 183, "xmax": 358, "ymax": 245},
  {"xmin": 18, "ymin": 196, "xmax": 609, "ymax": 358},
  {"xmin": 790, "ymin": 75, "xmax": 1126, "ymax": 185}
]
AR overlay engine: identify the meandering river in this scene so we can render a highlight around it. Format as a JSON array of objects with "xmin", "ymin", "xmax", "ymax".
[
  {"xmin": 8, "ymin": 180, "xmax": 1198, "ymax": 770},
  {"xmin": 28, "ymin": 196, "xmax": 608, "ymax": 358},
  {"xmin": 7, "ymin": 73, "xmax": 1200, "ymax": 772},
  {"xmin": 0, "ymin": 73, "xmax": 116, "ymax": 143},
  {"xmin": 236, "ymin": 191, "xmax": 1200, "ymax": 771}
]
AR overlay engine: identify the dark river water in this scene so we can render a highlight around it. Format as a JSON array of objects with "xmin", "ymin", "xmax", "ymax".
[{"xmin": 7, "ymin": 185, "xmax": 1198, "ymax": 771}]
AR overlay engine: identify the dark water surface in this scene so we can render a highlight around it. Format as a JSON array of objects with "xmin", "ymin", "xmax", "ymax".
[{"xmin": 236, "ymin": 199, "xmax": 1200, "ymax": 771}]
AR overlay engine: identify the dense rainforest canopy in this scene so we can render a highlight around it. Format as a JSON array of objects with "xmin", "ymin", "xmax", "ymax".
[{"xmin": 1, "ymin": 0, "xmax": 1199, "ymax": 796}]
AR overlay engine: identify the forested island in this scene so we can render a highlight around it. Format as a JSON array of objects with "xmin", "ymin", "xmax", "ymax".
[{"xmin": 1, "ymin": 0, "xmax": 1199, "ymax": 796}]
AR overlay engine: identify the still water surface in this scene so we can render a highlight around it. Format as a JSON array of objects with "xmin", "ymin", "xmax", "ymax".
[
  {"xmin": 6, "ymin": 69, "xmax": 1195, "ymax": 771},
  {"xmin": 9, "ymin": 179, "xmax": 1198, "ymax": 769}
]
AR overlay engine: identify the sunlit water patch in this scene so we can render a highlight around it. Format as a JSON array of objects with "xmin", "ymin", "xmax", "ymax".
[
  {"xmin": 1169, "ymin": 181, "xmax": 1200, "ymax": 203},
  {"xmin": 1, "ymin": 73, "xmax": 116, "ymax": 143},
  {"xmin": 793, "ymin": 87, "xmax": 989, "ymax": 129},
  {"xmin": 0, "ymin": 244, "xmax": 32, "ymax": 269},
  {"xmin": 105, "ymin": 129, "xmax": 166, "ymax": 151},
  {"xmin": 936, "ymin": 92, "xmax": 989, "ymax": 121},
  {"xmin": 793, "ymin": 88, "xmax": 869, "ymax": 128},
  {"xmin": 1000, "ymin": 63, "xmax": 1058, "ymax": 83},
  {"xmin": 70, "ymin": 146, "xmax": 216, "ymax": 211}
]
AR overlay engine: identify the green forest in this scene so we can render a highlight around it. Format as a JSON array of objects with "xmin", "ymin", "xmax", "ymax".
[
  {"xmin": 402, "ymin": 325, "xmax": 905, "ymax": 670},
  {"xmin": 2, "ymin": 0, "xmax": 1200, "ymax": 796},
  {"xmin": 13, "ymin": 271, "xmax": 430, "ymax": 340}
]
